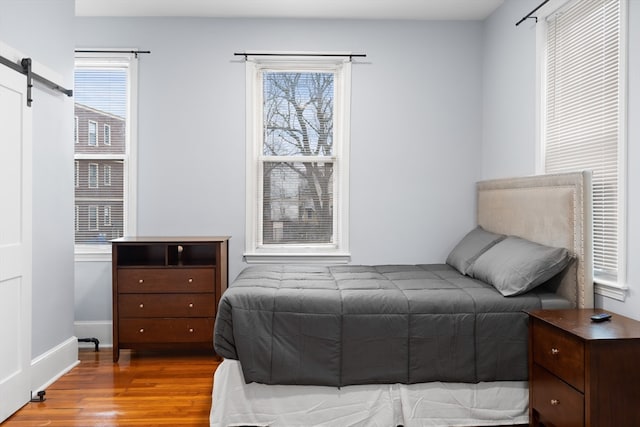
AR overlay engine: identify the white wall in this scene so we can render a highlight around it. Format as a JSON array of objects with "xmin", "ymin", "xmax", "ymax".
[
  {"xmin": 74, "ymin": 17, "xmax": 485, "ymax": 333},
  {"xmin": 482, "ymin": 0, "xmax": 640, "ymax": 319},
  {"xmin": 481, "ymin": 0, "xmax": 539, "ymax": 178},
  {"xmin": 0, "ymin": 0, "xmax": 78, "ymax": 388}
]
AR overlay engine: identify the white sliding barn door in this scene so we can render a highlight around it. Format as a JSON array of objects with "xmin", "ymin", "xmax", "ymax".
[{"xmin": 0, "ymin": 61, "xmax": 33, "ymax": 422}]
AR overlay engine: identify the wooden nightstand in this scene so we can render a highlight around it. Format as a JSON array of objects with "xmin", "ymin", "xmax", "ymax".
[{"xmin": 527, "ymin": 309, "xmax": 640, "ymax": 427}]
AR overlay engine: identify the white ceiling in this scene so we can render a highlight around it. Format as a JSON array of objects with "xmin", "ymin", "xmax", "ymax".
[{"xmin": 75, "ymin": 0, "xmax": 505, "ymax": 21}]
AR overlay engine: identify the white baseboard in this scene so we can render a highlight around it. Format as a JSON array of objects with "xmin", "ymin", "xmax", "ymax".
[
  {"xmin": 75, "ymin": 320, "xmax": 113, "ymax": 348},
  {"xmin": 30, "ymin": 336, "xmax": 79, "ymax": 398}
]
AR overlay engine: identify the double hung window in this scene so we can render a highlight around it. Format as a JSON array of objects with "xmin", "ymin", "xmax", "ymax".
[
  {"xmin": 74, "ymin": 51, "xmax": 137, "ymax": 256},
  {"xmin": 244, "ymin": 55, "xmax": 351, "ymax": 262}
]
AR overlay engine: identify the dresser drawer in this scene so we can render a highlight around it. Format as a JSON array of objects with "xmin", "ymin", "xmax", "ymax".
[
  {"xmin": 119, "ymin": 293, "xmax": 215, "ymax": 318},
  {"xmin": 118, "ymin": 268, "xmax": 214, "ymax": 293},
  {"xmin": 119, "ymin": 318, "xmax": 214, "ymax": 343},
  {"xmin": 532, "ymin": 363, "xmax": 584, "ymax": 427},
  {"xmin": 532, "ymin": 319, "xmax": 585, "ymax": 391}
]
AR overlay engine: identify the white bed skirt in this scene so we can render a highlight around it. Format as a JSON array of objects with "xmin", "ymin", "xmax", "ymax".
[{"xmin": 210, "ymin": 360, "xmax": 528, "ymax": 427}]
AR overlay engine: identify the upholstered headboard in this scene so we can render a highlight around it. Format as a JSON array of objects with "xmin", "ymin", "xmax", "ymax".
[{"xmin": 476, "ymin": 172, "xmax": 593, "ymax": 308}]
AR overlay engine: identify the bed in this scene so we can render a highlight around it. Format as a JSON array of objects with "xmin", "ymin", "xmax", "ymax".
[{"xmin": 210, "ymin": 172, "xmax": 593, "ymax": 427}]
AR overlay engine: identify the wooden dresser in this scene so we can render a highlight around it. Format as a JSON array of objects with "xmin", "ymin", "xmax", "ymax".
[
  {"xmin": 112, "ymin": 236, "xmax": 229, "ymax": 362},
  {"xmin": 527, "ymin": 309, "xmax": 640, "ymax": 427}
]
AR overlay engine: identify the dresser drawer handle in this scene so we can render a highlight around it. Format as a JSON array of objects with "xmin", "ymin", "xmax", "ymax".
[
  {"xmin": 138, "ymin": 279, "xmax": 144, "ymax": 284},
  {"xmin": 551, "ymin": 348, "xmax": 560, "ymax": 355},
  {"xmin": 139, "ymin": 303, "xmax": 144, "ymax": 309},
  {"xmin": 139, "ymin": 328, "xmax": 144, "ymax": 333},
  {"xmin": 550, "ymin": 399, "xmax": 560, "ymax": 406},
  {"xmin": 188, "ymin": 278, "xmax": 193, "ymax": 284},
  {"xmin": 188, "ymin": 303, "xmax": 194, "ymax": 308},
  {"xmin": 189, "ymin": 328, "xmax": 194, "ymax": 333}
]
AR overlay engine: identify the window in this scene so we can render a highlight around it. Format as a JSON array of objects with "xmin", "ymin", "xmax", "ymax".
[
  {"xmin": 104, "ymin": 206, "xmax": 112, "ymax": 226},
  {"xmin": 74, "ymin": 51, "xmax": 138, "ymax": 257},
  {"xmin": 88, "ymin": 163, "xmax": 99, "ymax": 188},
  {"xmin": 104, "ymin": 124, "xmax": 111, "ymax": 145},
  {"xmin": 104, "ymin": 164, "xmax": 111, "ymax": 186},
  {"xmin": 244, "ymin": 55, "xmax": 351, "ymax": 263},
  {"xmin": 88, "ymin": 205, "xmax": 99, "ymax": 231},
  {"xmin": 88, "ymin": 120, "xmax": 97, "ymax": 146},
  {"xmin": 539, "ymin": 0, "xmax": 626, "ymax": 298}
]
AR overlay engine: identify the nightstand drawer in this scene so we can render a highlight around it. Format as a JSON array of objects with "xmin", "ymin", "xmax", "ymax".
[
  {"xmin": 119, "ymin": 293, "xmax": 215, "ymax": 317},
  {"xmin": 532, "ymin": 319, "xmax": 585, "ymax": 391},
  {"xmin": 118, "ymin": 268, "xmax": 214, "ymax": 293},
  {"xmin": 531, "ymin": 363, "xmax": 584, "ymax": 427},
  {"xmin": 119, "ymin": 318, "xmax": 214, "ymax": 343}
]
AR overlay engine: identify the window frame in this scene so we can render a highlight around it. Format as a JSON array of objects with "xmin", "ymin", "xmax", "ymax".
[
  {"xmin": 244, "ymin": 54, "xmax": 351, "ymax": 263},
  {"xmin": 104, "ymin": 123, "xmax": 111, "ymax": 146},
  {"xmin": 104, "ymin": 164, "xmax": 112, "ymax": 186},
  {"xmin": 74, "ymin": 51, "xmax": 138, "ymax": 261},
  {"xmin": 104, "ymin": 205, "xmax": 112, "ymax": 226},
  {"xmin": 88, "ymin": 120, "xmax": 98, "ymax": 146},
  {"xmin": 88, "ymin": 162, "xmax": 99, "ymax": 189},
  {"xmin": 88, "ymin": 205, "xmax": 99, "ymax": 231},
  {"xmin": 535, "ymin": 0, "xmax": 628, "ymax": 300},
  {"xmin": 74, "ymin": 160, "xmax": 79, "ymax": 188}
]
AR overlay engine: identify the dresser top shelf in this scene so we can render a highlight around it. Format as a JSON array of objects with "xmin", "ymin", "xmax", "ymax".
[
  {"xmin": 112, "ymin": 237, "xmax": 229, "ymax": 268},
  {"xmin": 527, "ymin": 308, "xmax": 640, "ymax": 341},
  {"xmin": 113, "ymin": 236, "xmax": 230, "ymax": 244}
]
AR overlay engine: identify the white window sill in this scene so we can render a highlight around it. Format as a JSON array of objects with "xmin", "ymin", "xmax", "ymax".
[
  {"xmin": 244, "ymin": 252, "xmax": 351, "ymax": 264},
  {"xmin": 594, "ymin": 281, "xmax": 628, "ymax": 302},
  {"xmin": 75, "ymin": 245, "xmax": 112, "ymax": 262}
]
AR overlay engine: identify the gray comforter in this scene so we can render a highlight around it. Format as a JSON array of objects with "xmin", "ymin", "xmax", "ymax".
[{"xmin": 214, "ymin": 264, "xmax": 566, "ymax": 387}]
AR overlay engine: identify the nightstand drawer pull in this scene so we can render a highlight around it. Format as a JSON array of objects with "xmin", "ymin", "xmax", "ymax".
[
  {"xmin": 139, "ymin": 303, "xmax": 144, "ymax": 309},
  {"xmin": 188, "ymin": 303, "xmax": 194, "ymax": 308},
  {"xmin": 550, "ymin": 399, "xmax": 560, "ymax": 406},
  {"xmin": 189, "ymin": 328, "xmax": 194, "ymax": 333},
  {"xmin": 188, "ymin": 278, "xmax": 193, "ymax": 283},
  {"xmin": 551, "ymin": 348, "xmax": 560, "ymax": 355},
  {"xmin": 139, "ymin": 328, "xmax": 144, "ymax": 333},
  {"xmin": 138, "ymin": 279, "xmax": 144, "ymax": 284}
]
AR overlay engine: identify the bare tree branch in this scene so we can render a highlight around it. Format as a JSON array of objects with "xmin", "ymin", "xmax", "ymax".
[{"xmin": 262, "ymin": 71, "xmax": 335, "ymax": 243}]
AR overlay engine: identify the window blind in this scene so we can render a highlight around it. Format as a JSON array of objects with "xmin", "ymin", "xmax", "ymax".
[
  {"xmin": 544, "ymin": 0, "xmax": 622, "ymax": 282},
  {"xmin": 74, "ymin": 59, "xmax": 129, "ymax": 245}
]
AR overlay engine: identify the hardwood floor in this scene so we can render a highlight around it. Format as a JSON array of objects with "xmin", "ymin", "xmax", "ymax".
[
  {"xmin": 4, "ymin": 348, "xmax": 530, "ymax": 427},
  {"xmin": 3, "ymin": 348, "xmax": 221, "ymax": 426}
]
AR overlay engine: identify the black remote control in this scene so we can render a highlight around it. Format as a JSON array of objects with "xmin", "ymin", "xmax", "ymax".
[{"xmin": 590, "ymin": 313, "xmax": 612, "ymax": 322}]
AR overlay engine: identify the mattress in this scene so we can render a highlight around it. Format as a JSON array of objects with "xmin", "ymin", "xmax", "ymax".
[{"xmin": 214, "ymin": 264, "xmax": 570, "ymax": 387}]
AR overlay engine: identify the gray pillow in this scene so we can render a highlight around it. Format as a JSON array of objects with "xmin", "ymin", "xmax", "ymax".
[
  {"xmin": 446, "ymin": 226, "xmax": 506, "ymax": 275},
  {"xmin": 470, "ymin": 236, "xmax": 572, "ymax": 296}
]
